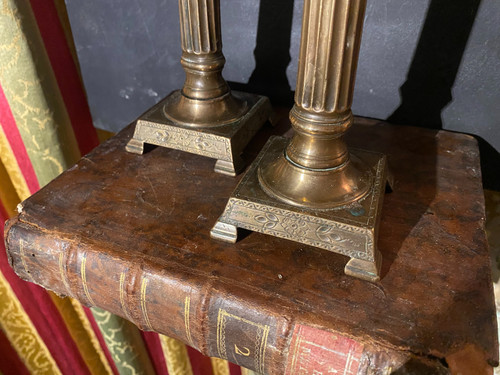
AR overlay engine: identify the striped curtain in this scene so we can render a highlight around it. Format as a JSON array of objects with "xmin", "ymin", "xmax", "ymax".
[{"xmin": 0, "ymin": 0, "xmax": 251, "ymax": 374}]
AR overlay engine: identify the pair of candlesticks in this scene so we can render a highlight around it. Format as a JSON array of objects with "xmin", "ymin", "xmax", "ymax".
[{"xmin": 126, "ymin": 0, "xmax": 388, "ymax": 282}]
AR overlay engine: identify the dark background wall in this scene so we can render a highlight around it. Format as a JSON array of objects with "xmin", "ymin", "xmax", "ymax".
[{"xmin": 65, "ymin": 0, "xmax": 500, "ymax": 188}]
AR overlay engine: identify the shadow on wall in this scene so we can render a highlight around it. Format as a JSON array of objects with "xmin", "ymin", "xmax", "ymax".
[
  {"xmin": 387, "ymin": 0, "xmax": 500, "ymax": 190},
  {"xmin": 388, "ymin": 0, "xmax": 481, "ymax": 129},
  {"xmin": 229, "ymin": 0, "xmax": 295, "ymax": 106},
  {"xmin": 232, "ymin": 0, "xmax": 500, "ymax": 191}
]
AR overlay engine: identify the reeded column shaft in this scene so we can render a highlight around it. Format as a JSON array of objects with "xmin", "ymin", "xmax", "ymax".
[
  {"xmin": 178, "ymin": 0, "xmax": 229, "ymax": 100},
  {"xmin": 287, "ymin": 0, "xmax": 367, "ymax": 169}
]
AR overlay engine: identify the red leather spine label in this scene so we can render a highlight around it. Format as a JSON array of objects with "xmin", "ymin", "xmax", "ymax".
[{"xmin": 285, "ymin": 324, "xmax": 364, "ymax": 375}]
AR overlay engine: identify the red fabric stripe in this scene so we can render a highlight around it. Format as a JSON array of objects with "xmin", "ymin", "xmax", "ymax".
[
  {"xmin": 228, "ymin": 363, "xmax": 242, "ymax": 375},
  {"xmin": 141, "ymin": 331, "xmax": 169, "ymax": 375},
  {"xmin": 0, "ymin": 84, "xmax": 40, "ymax": 194},
  {"xmin": 0, "ymin": 199, "xmax": 9, "ymax": 222},
  {"xmin": 83, "ymin": 306, "xmax": 120, "ymax": 375},
  {"xmin": 0, "ymin": 327, "xmax": 31, "ymax": 375},
  {"xmin": 187, "ymin": 346, "xmax": 213, "ymax": 375},
  {"xmin": 0, "ymin": 215, "xmax": 90, "ymax": 375},
  {"xmin": 29, "ymin": 0, "xmax": 99, "ymax": 156}
]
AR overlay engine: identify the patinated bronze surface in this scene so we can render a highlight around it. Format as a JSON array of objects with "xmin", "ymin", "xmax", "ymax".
[
  {"xmin": 212, "ymin": 0, "xmax": 387, "ymax": 280},
  {"xmin": 126, "ymin": 0, "xmax": 271, "ymax": 175}
]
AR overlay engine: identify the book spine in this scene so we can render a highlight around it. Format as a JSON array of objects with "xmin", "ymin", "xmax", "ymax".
[{"xmin": 5, "ymin": 219, "xmax": 447, "ymax": 374}]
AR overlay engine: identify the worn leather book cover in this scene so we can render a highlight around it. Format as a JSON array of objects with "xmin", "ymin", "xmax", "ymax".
[{"xmin": 4, "ymin": 119, "xmax": 498, "ymax": 374}]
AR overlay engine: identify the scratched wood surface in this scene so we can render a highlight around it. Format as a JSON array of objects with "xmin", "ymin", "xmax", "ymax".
[{"xmin": 6, "ymin": 116, "xmax": 498, "ymax": 374}]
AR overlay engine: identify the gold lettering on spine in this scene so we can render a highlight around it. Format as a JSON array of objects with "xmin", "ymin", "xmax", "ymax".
[
  {"xmin": 119, "ymin": 272, "xmax": 132, "ymax": 321},
  {"xmin": 58, "ymin": 253, "xmax": 71, "ymax": 295},
  {"xmin": 345, "ymin": 349, "xmax": 354, "ymax": 375},
  {"xmin": 19, "ymin": 239, "xmax": 34, "ymax": 282},
  {"xmin": 81, "ymin": 254, "xmax": 95, "ymax": 305},
  {"xmin": 216, "ymin": 309, "xmax": 269, "ymax": 373},
  {"xmin": 289, "ymin": 334, "xmax": 302, "ymax": 373},
  {"xmin": 216, "ymin": 308, "xmax": 228, "ymax": 360},
  {"xmin": 258, "ymin": 324, "xmax": 270, "ymax": 374},
  {"xmin": 184, "ymin": 296, "xmax": 194, "ymax": 346},
  {"xmin": 235, "ymin": 344, "xmax": 251, "ymax": 356},
  {"xmin": 140, "ymin": 277, "xmax": 153, "ymax": 330}
]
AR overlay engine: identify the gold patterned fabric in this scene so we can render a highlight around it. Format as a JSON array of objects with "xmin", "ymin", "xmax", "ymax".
[
  {"xmin": 0, "ymin": 272, "xmax": 61, "ymax": 374},
  {"xmin": 91, "ymin": 308, "xmax": 156, "ymax": 375},
  {"xmin": 1, "ymin": 0, "xmax": 125, "ymax": 373},
  {"xmin": 0, "ymin": 0, "xmax": 243, "ymax": 373},
  {"xmin": 0, "ymin": 0, "xmax": 80, "ymax": 187},
  {"xmin": 161, "ymin": 335, "xmax": 194, "ymax": 375}
]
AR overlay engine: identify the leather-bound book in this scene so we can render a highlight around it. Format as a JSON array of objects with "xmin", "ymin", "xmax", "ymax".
[{"xmin": 4, "ymin": 119, "xmax": 498, "ymax": 374}]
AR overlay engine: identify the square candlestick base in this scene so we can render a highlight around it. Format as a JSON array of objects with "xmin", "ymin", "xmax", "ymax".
[
  {"xmin": 211, "ymin": 136, "xmax": 388, "ymax": 282},
  {"xmin": 126, "ymin": 91, "xmax": 272, "ymax": 176}
]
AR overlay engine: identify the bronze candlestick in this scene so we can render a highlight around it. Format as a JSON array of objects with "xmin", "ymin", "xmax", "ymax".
[
  {"xmin": 212, "ymin": 0, "xmax": 388, "ymax": 281},
  {"xmin": 126, "ymin": 0, "xmax": 271, "ymax": 175}
]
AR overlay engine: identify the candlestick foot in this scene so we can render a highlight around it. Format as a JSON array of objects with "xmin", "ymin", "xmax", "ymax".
[
  {"xmin": 125, "ymin": 138, "xmax": 145, "ymax": 155},
  {"xmin": 345, "ymin": 249, "xmax": 382, "ymax": 282},
  {"xmin": 214, "ymin": 156, "xmax": 246, "ymax": 176},
  {"xmin": 210, "ymin": 221, "xmax": 238, "ymax": 243},
  {"xmin": 126, "ymin": 91, "xmax": 271, "ymax": 175},
  {"xmin": 211, "ymin": 136, "xmax": 388, "ymax": 281}
]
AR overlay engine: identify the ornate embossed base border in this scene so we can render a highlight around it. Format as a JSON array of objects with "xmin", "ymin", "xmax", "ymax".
[
  {"xmin": 211, "ymin": 136, "xmax": 388, "ymax": 282},
  {"xmin": 126, "ymin": 91, "xmax": 271, "ymax": 176}
]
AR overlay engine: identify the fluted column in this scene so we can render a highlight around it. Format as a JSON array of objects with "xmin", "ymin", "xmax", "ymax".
[
  {"xmin": 212, "ymin": 0, "xmax": 385, "ymax": 280},
  {"xmin": 162, "ymin": 0, "xmax": 246, "ymax": 128},
  {"xmin": 179, "ymin": 0, "xmax": 220, "ymax": 53},
  {"xmin": 178, "ymin": 0, "xmax": 229, "ymax": 100},
  {"xmin": 127, "ymin": 0, "xmax": 271, "ymax": 175},
  {"xmin": 258, "ymin": 0, "xmax": 370, "ymax": 208},
  {"xmin": 287, "ymin": 0, "xmax": 367, "ymax": 169}
]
